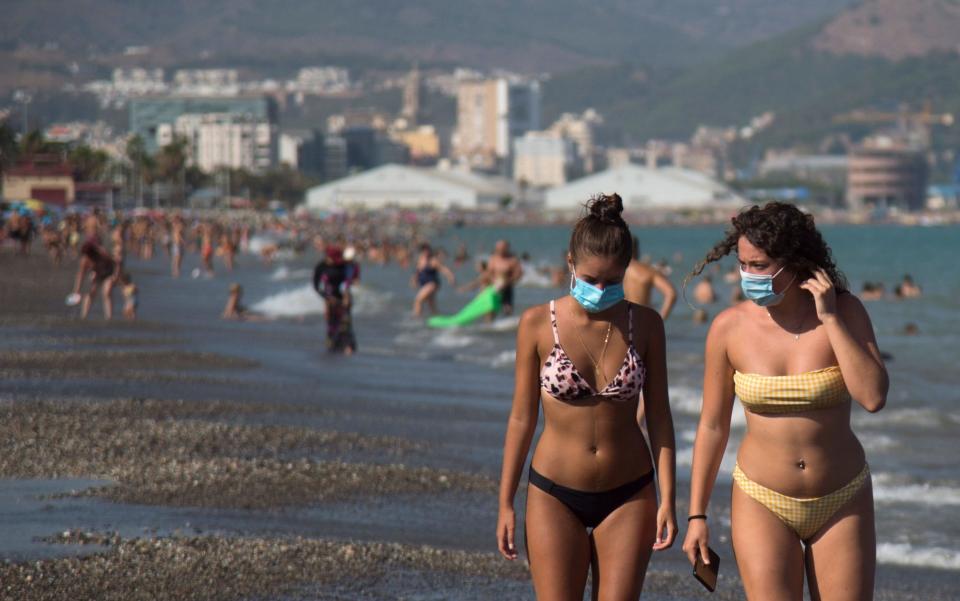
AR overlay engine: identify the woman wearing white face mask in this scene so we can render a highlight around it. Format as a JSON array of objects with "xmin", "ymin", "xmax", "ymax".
[
  {"xmin": 497, "ymin": 193, "xmax": 676, "ymax": 600},
  {"xmin": 682, "ymin": 202, "xmax": 888, "ymax": 600}
]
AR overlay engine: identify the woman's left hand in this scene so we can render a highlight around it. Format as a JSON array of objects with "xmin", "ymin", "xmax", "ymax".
[
  {"xmin": 799, "ymin": 268, "xmax": 838, "ymax": 322},
  {"xmin": 652, "ymin": 503, "xmax": 677, "ymax": 551}
]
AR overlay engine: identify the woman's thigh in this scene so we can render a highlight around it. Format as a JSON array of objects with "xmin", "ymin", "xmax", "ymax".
[
  {"xmin": 731, "ymin": 483, "xmax": 805, "ymax": 601},
  {"xmin": 525, "ymin": 485, "xmax": 592, "ymax": 601},
  {"xmin": 589, "ymin": 484, "xmax": 658, "ymax": 601},
  {"xmin": 805, "ymin": 481, "xmax": 875, "ymax": 601}
]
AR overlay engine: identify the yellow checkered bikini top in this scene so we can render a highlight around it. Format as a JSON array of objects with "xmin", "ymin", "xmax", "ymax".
[{"xmin": 733, "ymin": 366, "xmax": 850, "ymax": 414}]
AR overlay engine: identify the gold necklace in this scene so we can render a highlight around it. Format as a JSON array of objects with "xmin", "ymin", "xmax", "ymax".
[{"xmin": 571, "ymin": 310, "xmax": 613, "ymax": 383}]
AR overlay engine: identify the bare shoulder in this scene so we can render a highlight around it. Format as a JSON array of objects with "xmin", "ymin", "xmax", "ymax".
[
  {"xmin": 518, "ymin": 302, "xmax": 550, "ymax": 334},
  {"xmin": 708, "ymin": 303, "xmax": 745, "ymax": 338},
  {"xmin": 836, "ymin": 291, "xmax": 873, "ymax": 327},
  {"xmin": 630, "ymin": 302, "xmax": 662, "ymax": 328}
]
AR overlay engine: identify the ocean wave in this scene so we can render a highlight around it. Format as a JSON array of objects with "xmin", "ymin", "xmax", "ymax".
[
  {"xmin": 669, "ymin": 385, "xmax": 746, "ymax": 427},
  {"xmin": 269, "ymin": 265, "xmax": 312, "ymax": 281},
  {"xmin": 873, "ymin": 473, "xmax": 960, "ymax": 506},
  {"xmin": 490, "ymin": 350, "xmax": 518, "ymax": 369},
  {"xmin": 251, "ymin": 284, "xmax": 391, "ymax": 318},
  {"xmin": 877, "ymin": 542, "xmax": 960, "ymax": 570},
  {"xmin": 855, "ymin": 408, "xmax": 960, "ymax": 429},
  {"xmin": 473, "ymin": 315, "xmax": 521, "ymax": 332},
  {"xmin": 519, "ymin": 263, "xmax": 556, "ymax": 288}
]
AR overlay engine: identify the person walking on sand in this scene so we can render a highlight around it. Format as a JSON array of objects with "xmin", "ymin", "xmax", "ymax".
[
  {"xmin": 624, "ymin": 235, "xmax": 677, "ymax": 320},
  {"xmin": 681, "ymin": 202, "xmax": 887, "ymax": 600},
  {"xmin": 411, "ymin": 243, "xmax": 455, "ymax": 317},
  {"xmin": 497, "ymin": 193, "xmax": 676, "ymax": 600},
  {"xmin": 484, "ymin": 240, "xmax": 523, "ymax": 316}
]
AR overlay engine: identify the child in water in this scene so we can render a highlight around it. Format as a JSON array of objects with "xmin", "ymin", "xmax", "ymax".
[{"xmin": 120, "ymin": 273, "xmax": 138, "ymax": 320}]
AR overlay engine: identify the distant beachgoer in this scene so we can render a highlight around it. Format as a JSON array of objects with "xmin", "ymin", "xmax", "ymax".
[
  {"xmin": 411, "ymin": 243, "xmax": 455, "ymax": 317},
  {"xmin": 200, "ymin": 222, "xmax": 216, "ymax": 276},
  {"xmin": 170, "ymin": 215, "xmax": 185, "ymax": 278},
  {"xmin": 692, "ymin": 308, "xmax": 709, "ymax": 324},
  {"xmin": 497, "ymin": 193, "xmax": 676, "ymax": 600},
  {"xmin": 7, "ymin": 212, "xmax": 35, "ymax": 255},
  {"xmin": 73, "ymin": 240, "xmax": 118, "ymax": 320},
  {"xmin": 692, "ymin": 275, "xmax": 717, "ymax": 305},
  {"xmin": 484, "ymin": 240, "xmax": 523, "ymax": 316},
  {"xmin": 40, "ymin": 218, "xmax": 64, "ymax": 264},
  {"xmin": 221, "ymin": 283, "xmax": 267, "ymax": 321},
  {"xmin": 218, "ymin": 228, "xmax": 237, "ymax": 272},
  {"xmin": 682, "ymin": 202, "xmax": 887, "ymax": 600},
  {"xmin": 120, "ymin": 273, "xmax": 138, "ymax": 320},
  {"xmin": 894, "ymin": 274, "xmax": 922, "ymax": 299},
  {"xmin": 453, "ymin": 242, "xmax": 470, "ymax": 267},
  {"xmin": 314, "ymin": 246, "xmax": 358, "ymax": 354},
  {"xmin": 902, "ymin": 322, "xmax": 919, "ymax": 336},
  {"xmin": 623, "ymin": 236, "xmax": 677, "ymax": 320},
  {"xmin": 860, "ymin": 281, "xmax": 885, "ymax": 301}
]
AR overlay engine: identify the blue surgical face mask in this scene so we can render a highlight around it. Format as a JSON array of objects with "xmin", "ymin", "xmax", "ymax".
[
  {"xmin": 570, "ymin": 270, "xmax": 625, "ymax": 313},
  {"xmin": 739, "ymin": 265, "xmax": 795, "ymax": 307}
]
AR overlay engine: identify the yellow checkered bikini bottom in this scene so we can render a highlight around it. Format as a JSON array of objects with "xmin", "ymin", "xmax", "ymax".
[{"xmin": 733, "ymin": 463, "xmax": 870, "ymax": 541}]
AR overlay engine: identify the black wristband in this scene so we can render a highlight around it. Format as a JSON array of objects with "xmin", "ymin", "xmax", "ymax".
[{"xmin": 687, "ymin": 514, "xmax": 707, "ymax": 522}]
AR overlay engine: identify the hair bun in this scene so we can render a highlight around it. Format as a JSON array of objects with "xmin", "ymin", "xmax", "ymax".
[{"xmin": 587, "ymin": 193, "xmax": 624, "ymax": 224}]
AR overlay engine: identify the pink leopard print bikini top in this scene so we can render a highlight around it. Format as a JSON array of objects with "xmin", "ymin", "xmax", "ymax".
[{"xmin": 539, "ymin": 300, "xmax": 646, "ymax": 402}]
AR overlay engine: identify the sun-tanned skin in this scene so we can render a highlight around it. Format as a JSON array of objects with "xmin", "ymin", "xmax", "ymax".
[
  {"xmin": 498, "ymin": 252, "xmax": 677, "ymax": 601},
  {"xmin": 683, "ymin": 236, "xmax": 888, "ymax": 601}
]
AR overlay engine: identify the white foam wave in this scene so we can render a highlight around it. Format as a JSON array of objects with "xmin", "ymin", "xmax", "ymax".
[
  {"xmin": 860, "ymin": 434, "xmax": 899, "ymax": 452},
  {"xmin": 490, "ymin": 350, "xmax": 517, "ymax": 369},
  {"xmin": 251, "ymin": 283, "xmax": 391, "ymax": 318},
  {"xmin": 855, "ymin": 408, "xmax": 960, "ymax": 429},
  {"xmin": 676, "ymin": 444, "xmax": 737, "ymax": 476},
  {"xmin": 269, "ymin": 265, "xmax": 312, "ymax": 281},
  {"xmin": 473, "ymin": 315, "xmax": 521, "ymax": 332},
  {"xmin": 877, "ymin": 542, "xmax": 960, "ymax": 570},
  {"xmin": 872, "ymin": 473, "xmax": 960, "ymax": 506},
  {"xmin": 430, "ymin": 329, "xmax": 479, "ymax": 349},
  {"xmin": 519, "ymin": 263, "xmax": 556, "ymax": 288},
  {"xmin": 669, "ymin": 385, "xmax": 746, "ymax": 428}
]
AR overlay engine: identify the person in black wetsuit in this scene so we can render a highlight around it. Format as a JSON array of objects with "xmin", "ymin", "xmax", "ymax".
[
  {"xmin": 313, "ymin": 245, "xmax": 357, "ymax": 354},
  {"xmin": 410, "ymin": 243, "xmax": 455, "ymax": 317}
]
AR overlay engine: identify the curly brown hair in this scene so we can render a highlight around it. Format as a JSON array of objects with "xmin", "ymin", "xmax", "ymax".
[
  {"xmin": 569, "ymin": 193, "xmax": 633, "ymax": 269},
  {"xmin": 687, "ymin": 202, "xmax": 848, "ymax": 292}
]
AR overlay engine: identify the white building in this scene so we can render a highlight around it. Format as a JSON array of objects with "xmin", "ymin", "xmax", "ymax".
[
  {"xmin": 172, "ymin": 69, "xmax": 240, "ymax": 96},
  {"xmin": 545, "ymin": 164, "xmax": 746, "ymax": 212},
  {"xmin": 513, "ymin": 131, "xmax": 577, "ymax": 187},
  {"xmin": 452, "ymin": 77, "xmax": 541, "ymax": 169},
  {"xmin": 302, "ymin": 164, "xmax": 518, "ymax": 212},
  {"xmin": 289, "ymin": 67, "xmax": 351, "ymax": 95},
  {"xmin": 159, "ymin": 113, "xmax": 276, "ymax": 172}
]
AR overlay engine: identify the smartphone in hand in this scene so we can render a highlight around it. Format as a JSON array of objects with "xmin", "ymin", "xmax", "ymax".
[{"xmin": 693, "ymin": 547, "xmax": 720, "ymax": 592}]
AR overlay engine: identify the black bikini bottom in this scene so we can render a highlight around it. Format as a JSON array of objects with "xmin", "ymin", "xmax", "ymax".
[{"xmin": 528, "ymin": 466, "xmax": 655, "ymax": 529}]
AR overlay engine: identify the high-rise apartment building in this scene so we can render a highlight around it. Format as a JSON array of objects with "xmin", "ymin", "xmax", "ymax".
[{"xmin": 452, "ymin": 77, "xmax": 541, "ymax": 171}]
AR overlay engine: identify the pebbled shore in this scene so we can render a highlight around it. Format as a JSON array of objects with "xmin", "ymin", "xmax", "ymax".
[{"xmin": 0, "ymin": 398, "xmax": 495, "ymax": 510}]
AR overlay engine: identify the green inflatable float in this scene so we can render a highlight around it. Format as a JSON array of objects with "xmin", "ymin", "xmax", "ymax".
[{"xmin": 427, "ymin": 286, "xmax": 502, "ymax": 328}]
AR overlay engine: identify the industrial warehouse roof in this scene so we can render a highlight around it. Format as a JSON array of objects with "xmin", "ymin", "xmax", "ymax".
[
  {"xmin": 545, "ymin": 164, "xmax": 747, "ymax": 211},
  {"xmin": 302, "ymin": 164, "xmax": 519, "ymax": 211}
]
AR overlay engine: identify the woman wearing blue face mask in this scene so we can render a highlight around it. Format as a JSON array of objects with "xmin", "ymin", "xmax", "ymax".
[
  {"xmin": 497, "ymin": 193, "xmax": 676, "ymax": 600},
  {"xmin": 682, "ymin": 202, "xmax": 888, "ymax": 600}
]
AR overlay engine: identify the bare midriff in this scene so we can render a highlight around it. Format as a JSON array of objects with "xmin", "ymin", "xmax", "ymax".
[
  {"xmin": 530, "ymin": 392, "xmax": 653, "ymax": 492},
  {"xmin": 737, "ymin": 401, "xmax": 866, "ymax": 498}
]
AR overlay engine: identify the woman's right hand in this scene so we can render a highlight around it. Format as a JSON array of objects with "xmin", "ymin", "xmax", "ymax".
[
  {"xmin": 682, "ymin": 518, "xmax": 711, "ymax": 567},
  {"xmin": 497, "ymin": 505, "xmax": 518, "ymax": 560}
]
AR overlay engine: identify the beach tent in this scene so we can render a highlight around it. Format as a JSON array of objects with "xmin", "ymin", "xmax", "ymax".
[{"xmin": 544, "ymin": 164, "xmax": 747, "ymax": 212}]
